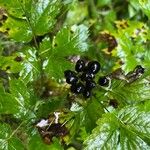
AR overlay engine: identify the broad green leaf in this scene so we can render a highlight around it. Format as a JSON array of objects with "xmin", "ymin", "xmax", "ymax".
[
  {"xmin": 0, "ymin": 123, "xmax": 24, "ymax": 150},
  {"xmin": 84, "ymin": 107, "xmax": 150, "ymax": 150},
  {"xmin": 29, "ymin": 134, "xmax": 63, "ymax": 150},
  {"xmin": 82, "ymin": 100, "xmax": 104, "ymax": 132},
  {"xmin": 30, "ymin": 0, "xmax": 62, "ymax": 35},
  {"xmin": 109, "ymin": 79, "xmax": 150, "ymax": 105},
  {"xmin": 45, "ymin": 25, "xmax": 88, "ymax": 79},
  {"xmin": 0, "ymin": 55, "xmax": 22, "ymax": 73},
  {"xmin": 118, "ymin": 107, "xmax": 150, "ymax": 138},
  {"xmin": 0, "ymin": 17, "xmax": 33, "ymax": 42},
  {"xmin": 0, "ymin": 87, "xmax": 20, "ymax": 114},
  {"xmin": 0, "ymin": 0, "xmax": 62, "ymax": 41}
]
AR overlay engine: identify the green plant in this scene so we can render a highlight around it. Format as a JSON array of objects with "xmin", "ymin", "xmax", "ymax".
[{"xmin": 0, "ymin": 0, "xmax": 150, "ymax": 150}]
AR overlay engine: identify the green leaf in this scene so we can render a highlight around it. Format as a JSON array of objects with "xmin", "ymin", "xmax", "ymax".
[
  {"xmin": 84, "ymin": 106, "xmax": 150, "ymax": 150},
  {"xmin": 0, "ymin": 55, "xmax": 22, "ymax": 73},
  {"xmin": 39, "ymin": 36, "xmax": 52, "ymax": 59},
  {"xmin": 0, "ymin": 87, "xmax": 20, "ymax": 114},
  {"xmin": 30, "ymin": 0, "xmax": 62, "ymax": 35},
  {"xmin": 19, "ymin": 46, "xmax": 41, "ymax": 83},
  {"xmin": 29, "ymin": 134, "xmax": 63, "ymax": 150},
  {"xmin": 0, "ymin": 17, "xmax": 33, "ymax": 42},
  {"xmin": 82, "ymin": 100, "xmax": 104, "ymax": 132},
  {"xmin": 0, "ymin": 0, "xmax": 62, "ymax": 41},
  {"xmin": 0, "ymin": 0, "xmax": 26, "ymax": 18},
  {"xmin": 9, "ymin": 79, "xmax": 31, "ymax": 117},
  {"xmin": 0, "ymin": 123, "xmax": 24, "ymax": 150},
  {"xmin": 139, "ymin": 0, "xmax": 150, "ymax": 18},
  {"xmin": 45, "ymin": 25, "xmax": 88, "ymax": 79},
  {"xmin": 110, "ymin": 79, "xmax": 150, "ymax": 105}
]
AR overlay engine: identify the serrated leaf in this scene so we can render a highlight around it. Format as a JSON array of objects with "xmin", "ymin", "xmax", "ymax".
[
  {"xmin": 30, "ymin": 0, "xmax": 61, "ymax": 35},
  {"xmin": 84, "ymin": 106, "xmax": 150, "ymax": 150},
  {"xmin": 0, "ymin": 87, "xmax": 20, "ymax": 114},
  {"xmin": 0, "ymin": 17, "xmax": 33, "ymax": 42},
  {"xmin": 0, "ymin": 123, "xmax": 24, "ymax": 150},
  {"xmin": 0, "ymin": 0, "xmax": 62, "ymax": 42},
  {"xmin": 45, "ymin": 25, "xmax": 88, "ymax": 79},
  {"xmin": 110, "ymin": 79, "xmax": 150, "ymax": 105},
  {"xmin": 118, "ymin": 107, "xmax": 150, "ymax": 138},
  {"xmin": 19, "ymin": 46, "xmax": 41, "ymax": 83}
]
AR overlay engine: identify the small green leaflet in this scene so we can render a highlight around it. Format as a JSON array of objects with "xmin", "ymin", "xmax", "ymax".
[{"xmin": 84, "ymin": 106, "xmax": 150, "ymax": 150}]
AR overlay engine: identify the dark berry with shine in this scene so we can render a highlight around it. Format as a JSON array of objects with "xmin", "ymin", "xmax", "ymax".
[
  {"xmin": 80, "ymin": 72, "xmax": 95, "ymax": 81},
  {"xmin": 87, "ymin": 61, "xmax": 101, "ymax": 74},
  {"xmin": 71, "ymin": 82, "xmax": 85, "ymax": 94},
  {"xmin": 135, "ymin": 65, "xmax": 145, "ymax": 74},
  {"xmin": 85, "ymin": 80, "xmax": 96, "ymax": 89},
  {"xmin": 66, "ymin": 75, "xmax": 78, "ymax": 84},
  {"xmin": 75, "ymin": 59, "xmax": 85, "ymax": 72},
  {"xmin": 64, "ymin": 70, "xmax": 76, "ymax": 78},
  {"xmin": 83, "ymin": 90, "xmax": 91, "ymax": 98},
  {"xmin": 98, "ymin": 76, "xmax": 109, "ymax": 86}
]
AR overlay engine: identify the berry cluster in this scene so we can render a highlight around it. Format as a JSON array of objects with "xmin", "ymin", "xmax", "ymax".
[{"xmin": 64, "ymin": 59, "xmax": 104, "ymax": 98}]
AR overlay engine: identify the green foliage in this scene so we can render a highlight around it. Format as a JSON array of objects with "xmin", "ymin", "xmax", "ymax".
[
  {"xmin": 0, "ymin": 0, "xmax": 150, "ymax": 150},
  {"xmin": 84, "ymin": 106, "xmax": 150, "ymax": 150}
]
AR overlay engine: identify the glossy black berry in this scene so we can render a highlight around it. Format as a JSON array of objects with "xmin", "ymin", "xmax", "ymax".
[
  {"xmin": 75, "ymin": 59, "xmax": 85, "ymax": 72},
  {"xmin": 71, "ymin": 82, "xmax": 85, "ymax": 94},
  {"xmin": 80, "ymin": 72, "xmax": 95, "ymax": 81},
  {"xmin": 66, "ymin": 75, "xmax": 78, "ymax": 84},
  {"xmin": 85, "ymin": 80, "xmax": 96, "ymax": 89},
  {"xmin": 83, "ymin": 90, "xmax": 91, "ymax": 98},
  {"xmin": 98, "ymin": 76, "xmax": 109, "ymax": 86},
  {"xmin": 87, "ymin": 61, "xmax": 100, "ymax": 74},
  {"xmin": 64, "ymin": 70, "xmax": 75, "ymax": 78},
  {"xmin": 135, "ymin": 65, "xmax": 145, "ymax": 74}
]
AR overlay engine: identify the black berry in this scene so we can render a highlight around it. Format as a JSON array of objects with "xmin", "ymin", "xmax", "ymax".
[
  {"xmin": 80, "ymin": 72, "xmax": 95, "ymax": 81},
  {"xmin": 66, "ymin": 75, "xmax": 78, "ymax": 84},
  {"xmin": 135, "ymin": 65, "xmax": 144, "ymax": 74},
  {"xmin": 85, "ymin": 80, "xmax": 96, "ymax": 89},
  {"xmin": 83, "ymin": 90, "xmax": 91, "ymax": 98},
  {"xmin": 75, "ymin": 59, "xmax": 85, "ymax": 72},
  {"xmin": 71, "ymin": 82, "xmax": 85, "ymax": 94},
  {"xmin": 98, "ymin": 76, "xmax": 109, "ymax": 86},
  {"xmin": 87, "ymin": 61, "xmax": 100, "ymax": 74},
  {"xmin": 64, "ymin": 70, "xmax": 76, "ymax": 78}
]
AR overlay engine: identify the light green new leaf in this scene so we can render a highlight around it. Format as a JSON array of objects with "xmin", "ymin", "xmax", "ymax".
[
  {"xmin": 84, "ymin": 106, "xmax": 150, "ymax": 150},
  {"xmin": 0, "ymin": 123, "xmax": 24, "ymax": 150}
]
